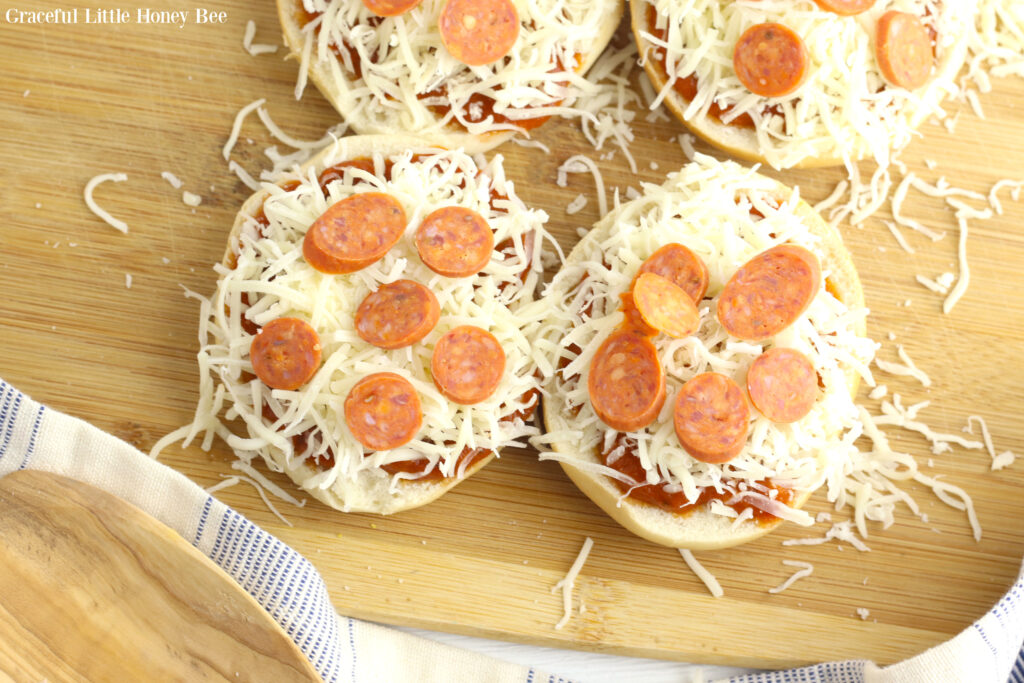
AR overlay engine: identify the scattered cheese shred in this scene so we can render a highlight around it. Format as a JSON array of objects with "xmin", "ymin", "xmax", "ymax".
[
  {"xmin": 783, "ymin": 521, "xmax": 871, "ymax": 552},
  {"xmin": 874, "ymin": 345, "xmax": 931, "ymax": 388},
  {"xmin": 223, "ymin": 98, "xmax": 266, "ymax": 161},
  {"xmin": 891, "ymin": 173, "xmax": 945, "ymax": 241},
  {"xmin": 83, "ymin": 172, "xmax": 129, "ymax": 233},
  {"xmin": 182, "ymin": 191, "xmax": 202, "ymax": 207},
  {"xmin": 556, "ymin": 154, "xmax": 608, "ymax": 218},
  {"xmin": 988, "ymin": 179, "xmax": 1023, "ymax": 216},
  {"xmin": 161, "ymin": 171, "xmax": 184, "ymax": 189},
  {"xmin": 228, "ymin": 160, "xmax": 261, "ymax": 191},
  {"xmin": 552, "ymin": 537, "xmax": 594, "ymax": 630},
  {"xmin": 769, "ymin": 561, "xmax": 814, "ymax": 594},
  {"xmin": 243, "ymin": 19, "xmax": 278, "ymax": 56},
  {"xmin": 678, "ymin": 549, "xmax": 723, "ymax": 598},
  {"xmin": 565, "ymin": 194, "xmax": 588, "ymax": 215},
  {"xmin": 943, "ymin": 215, "xmax": 971, "ymax": 314}
]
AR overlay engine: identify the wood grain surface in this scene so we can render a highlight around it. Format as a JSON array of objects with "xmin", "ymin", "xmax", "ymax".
[
  {"xmin": 0, "ymin": 470, "xmax": 321, "ymax": 681},
  {"xmin": 1, "ymin": 0, "xmax": 1022, "ymax": 670}
]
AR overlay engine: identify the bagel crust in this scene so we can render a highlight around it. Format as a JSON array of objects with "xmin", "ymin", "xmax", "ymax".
[
  {"xmin": 631, "ymin": 0, "xmax": 972, "ymax": 169},
  {"xmin": 278, "ymin": 0, "xmax": 624, "ymax": 153},
  {"xmin": 209, "ymin": 135, "xmax": 548, "ymax": 514},
  {"xmin": 537, "ymin": 155, "xmax": 875, "ymax": 549}
]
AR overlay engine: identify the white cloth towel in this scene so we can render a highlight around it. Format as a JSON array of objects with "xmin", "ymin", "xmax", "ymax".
[{"xmin": 0, "ymin": 378, "xmax": 1021, "ymax": 683}]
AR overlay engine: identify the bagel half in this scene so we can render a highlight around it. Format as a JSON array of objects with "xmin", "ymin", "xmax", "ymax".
[
  {"xmin": 537, "ymin": 154, "xmax": 875, "ymax": 549},
  {"xmin": 277, "ymin": 0, "xmax": 624, "ymax": 153},
  {"xmin": 204, "ymin": 134, "xmax": 549, "ymax": 514},
  {"xmin": 631, "ymin": 0, "xmax": 972, "ymax": 169}
]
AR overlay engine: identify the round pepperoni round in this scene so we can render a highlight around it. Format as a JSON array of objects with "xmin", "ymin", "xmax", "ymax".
[
  {"xmin": 415, "ymin": 206, "xmax": 495, "ymax": 278},
  {"xmin": 632, "ymin": 273, "xmax": 701, "ymax": 339},
  {"xmin": 673, "ymin": 373, "xmax": 749, "ymax": 464},
  {"xmin": 587, "ymin": 328, "xmax": 666, "ymax": 432},
  {"xmin": 431, "ymin": 325, "xmax": 506, "ymax": 404},
  {"xmin": 303, "ymin": 192, "xmax": 407, "ymax": 274},
  {"xmin": 355, "ymin": 279, "xmax": 440, "ymax": 349},
  {"xmin": 344, "ymin": 373, "xmax": 423, "ymax": 450},
  {"xmin": 250, "ymin": 317, "xmax": 322, "ymax": 391},
  {"xmin": 438, "ymin": 0, "xmax": 520, "ymax": 67},
  {"xmin": 746, "ymin": 347, "xmax": 818, "ymax": 423},
  {"xmin": 876, "ymin": 11, "xmax": 933, "ymax": 90},
  {"xmin": 362, "ymin": 0, "xmax": 421, "ymax": 17},
  {"xmin": 637, "ymin": 243, "xmax": 709, "ymax": 303},
  {"xmin": 733, "ymin": 23, "xmax": 809, "ymax": 98},
  {"xmin": 717, "ymin": 244, "xmax": 821, "ymax": 341},
  {"xmin": 813, "ymin": 0, "xmax": 875, "ymax": 15}
]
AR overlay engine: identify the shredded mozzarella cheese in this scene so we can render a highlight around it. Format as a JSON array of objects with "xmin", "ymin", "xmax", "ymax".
[
  {"xmin": 639, "ymin": 0, "xmax": 969, "ymax": 168},
  {"xmin": 163, "ymin": 143, "xmax": 552, "ymax": 513}
]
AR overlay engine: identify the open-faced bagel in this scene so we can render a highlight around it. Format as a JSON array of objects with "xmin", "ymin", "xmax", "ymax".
[
  {"xmin": 278, "ymin": 0, "xmax": 624, "ymax": 153},
  {"xmin": 631, "ymin": 0, "xmax": 972, "ymax": 169},
  {"xmin": 202, "ymin": 134, "xmax": 548, "ymax": 514},
  {"xmin": 537, "ymin": 154, "xmax": 875, "ymax": 549}
]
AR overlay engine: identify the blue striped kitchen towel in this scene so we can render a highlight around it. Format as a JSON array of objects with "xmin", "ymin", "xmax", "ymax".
[{"xmin": 0, "ymin": 377, "xmax": 1021, "ymax": 683}]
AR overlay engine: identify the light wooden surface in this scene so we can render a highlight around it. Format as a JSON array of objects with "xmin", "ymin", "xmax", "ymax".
[
  {"xmin": 1, "ymin": 0, "xmax": 1023, "ymax": 670},
  {"xmin": 0, "ymin": 470, "xmax": 320, "ymax": 681}
]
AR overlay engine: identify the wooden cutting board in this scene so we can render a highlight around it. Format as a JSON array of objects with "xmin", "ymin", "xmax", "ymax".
[
  {"xmin": 0, "ymin": 470, "xmax": 321, "ymax": 681},
  {"xmin": 1, "ymin": 0, "xmax": 1022, "ymax": 670}
]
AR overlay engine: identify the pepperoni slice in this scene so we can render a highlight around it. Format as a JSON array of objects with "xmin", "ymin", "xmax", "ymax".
[
  {"xmin": 415, "ymin": 206, "xmax": 495, "ymax": 278},
  {"xmin": 438, "ymin": 0, "xmax": 520, "ymax": 67},
  {"xmin": 362, "ymin": 0, "xmax": 421, "ymax": 17},
  {"xmin": 746, "ymin": 347, "xmax": 818, "ymax": 423},
  {"xmin": 673, "ymin": 373, "xmax": 749, "ymax": 464},
  {"xmin": 355, "ymin": 279, "xmax": 440, "ymax": 349},
  {"xmin": 344, "ymin": 373, "xmax": 423, "ymax": 450},
  {"xmin": 431, "ymin": 326, "xmax": 506, "ymax": 405},
  {"xmin": 303, "ymin": 192, "xmax": 406, "ymax": 274},
  {"xmin": 717, "ymin": 244, "xmax": 821, "ymax": 341},
  {"xmin": 733, "ymin": 23, "xmax": 809, "ymax": 98},
  {"xmin": 587, "ymin": 328, "xmax": 666, "ymax": 432},
  {"xmin": 250, "ymin": 317, "xmax": 322, "ymax": 391},
  {"xmin": 619, "ymin": 291, "xmax": 658, "ymax": 337},
  {"xmin": 876, "ymin": 11, "xmax": 933, "ymax": 90},
  {"xmin": 813, "ymin": 0, "xmax": 875, "ymax": 15},
  {"xmin": 637, "ymin": 243, "xmax": 709, "ymax": 303},
  {"xmin": 632, "ymin": 273, "xmax": 701, "ymax": 339}
]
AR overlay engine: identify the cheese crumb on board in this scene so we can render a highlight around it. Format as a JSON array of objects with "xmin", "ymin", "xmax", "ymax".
[
  {"xmin": 182, "ymin": 191, "xmax": 202, "ymax": 207},
  {"xmin": 161, "ymin": 171, "xmax": 184, "ymax": 189}
]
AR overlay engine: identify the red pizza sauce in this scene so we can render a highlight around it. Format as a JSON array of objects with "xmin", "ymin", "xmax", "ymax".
[{"xmin": 600, "ymin": 432, "xmax": 796, "ymax": 524}]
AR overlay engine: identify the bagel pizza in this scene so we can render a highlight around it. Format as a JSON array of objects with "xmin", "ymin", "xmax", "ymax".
[
  {"xmin": 278, "ymin": 0, "xmax": 624, "ymax": 152},
  {"xmin": 194, "ymin": 134, "xmax": 549, "ymax": 514},
  {"xmin": 631, "ymin": 0, "xmax": 972, "ymax": 168},
  {"xmin": 536, "ymin": 155, "xmax": 877, "ymax": 549}
]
